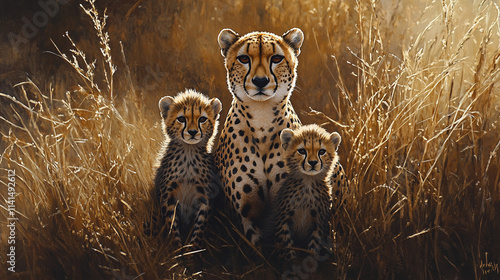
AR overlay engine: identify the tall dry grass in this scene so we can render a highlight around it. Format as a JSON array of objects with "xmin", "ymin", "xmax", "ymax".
[
  {"xmin": 327, "ymin": 1, "xmax": 500, "ymax": 278},
  {"xmin": 0, "ymin": 2, "xmax": 175, "ymax": 279},
  {"xmin": 0, "ymin": 0, "xmax": 499, "ymax": 279}
]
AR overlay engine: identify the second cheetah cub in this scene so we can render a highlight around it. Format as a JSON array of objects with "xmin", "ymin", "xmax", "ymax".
[
  {"xmin": 273, "ymin": 124, "xmax": 341, "ymax": 261},
  {"xmin": 149, "ymin": 89, "xmax": 222, "ymax": 251}
]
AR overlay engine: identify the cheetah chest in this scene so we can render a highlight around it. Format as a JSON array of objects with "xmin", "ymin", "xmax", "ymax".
[
  {"xmin": 176, "ymin": 179, "xmax": 202, "ymax": 223},
  {"xmin": 290, "ymin": 186, "xmax": 317, "ymax": 238},
  {"xmin": 220, "ymin": 102, "xmax": 297, "ymax": 200},
  {"xmin": 172, "ymin": 152, "xmax": 209, "ymax": 222}
]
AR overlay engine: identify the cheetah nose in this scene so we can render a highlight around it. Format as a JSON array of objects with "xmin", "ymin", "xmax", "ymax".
[
  {"xmin": 187, "ymin": 130, "xmax": 198, "ymax": 137},
  {"xmin": 308, "ymin": 160, "xmax": 318, "ymax": 168},
  {"xmin": 252, "ymin": 77, "xmax": 270, "ymax": 89}
]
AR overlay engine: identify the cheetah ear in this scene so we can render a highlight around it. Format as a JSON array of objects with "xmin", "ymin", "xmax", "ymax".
[
  {"xmin": 280, "ymin": 128, "xmax": 294, "ymax": 151},
  {"xmin": 210, "ymin": 97, "xmax": 223, "ymax": 117},
  {"xmin": 330, "ymin": 132, "xmax": 341, "ymax": 151},
  {"xmin": 218, "ymin": 29, "xmax": 240, "ymax": 58},
  {"xmin": 159, "ymin": 96, "xmax": 175, "ymax": 119},
  {"xmin": 282, "ymin": 28, "xmax": 304, "ymax": 56}
]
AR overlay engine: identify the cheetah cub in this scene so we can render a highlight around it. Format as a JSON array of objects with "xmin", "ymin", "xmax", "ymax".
[
  {"xmin": 273, "ymin": 124, "xmax": 341, "ymax": 261},
  {"xmin": 150, "ymin": 89, "xmax": 222, "ymax": 250}
]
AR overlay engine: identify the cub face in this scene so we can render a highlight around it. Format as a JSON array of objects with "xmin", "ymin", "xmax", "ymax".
[
  {"xmin": 159, "ymin": 89, "xmax": 222, "ymax": 145},
  {"xmin": 218, "ymin": 28, "xmax": 304, "ymax": 102},
  {"xmin": 281, "ymin": 124, "xmax": 341, "ymax": 176}
]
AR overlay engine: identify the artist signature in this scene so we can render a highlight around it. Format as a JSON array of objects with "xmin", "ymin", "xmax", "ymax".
[{"xmin": 480, "ymin": 252, "xmax": 499, "ymax": 276}]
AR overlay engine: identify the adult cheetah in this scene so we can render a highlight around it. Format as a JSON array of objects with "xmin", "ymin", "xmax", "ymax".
[{"xmin": 215, "ymin": 28, "xmax": 303, "ymax": 244}]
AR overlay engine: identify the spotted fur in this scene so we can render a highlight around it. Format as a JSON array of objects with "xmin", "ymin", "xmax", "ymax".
[
  {"xmin": 215, "ymin": 28, "xmax": 304, "ymax": 244},
  {"xmin": 273, "ymin": 124, "xmax": 342, "ymax": 261},
  {"xmin": 147, "ymin": 89, "xmax": 222, "ymax": 250}
]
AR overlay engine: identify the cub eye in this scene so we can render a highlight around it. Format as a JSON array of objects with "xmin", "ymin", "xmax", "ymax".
[
  {"xmin": 271, "ymin": 55, "xmax": 284, "ymax": 64},
  {"xmin": 199, "ymin": 116, "xmax": 208, "ymax": 123},
  {"xmin": 297, "ymin": 148, "xmax": 307, "ymax": 155},
  {"xmin": 237, "ymin": 55, "xmax": 250, "ymax": 64},
  {"xmin": 176, "ymin": 116, "xmax": 186, "ymax": 123},
  {"xmin": 318, "ymin": 149, "xmax": 327, "ymax": 156}
]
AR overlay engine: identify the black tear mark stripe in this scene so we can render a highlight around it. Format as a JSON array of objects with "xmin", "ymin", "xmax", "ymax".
[
  {"xmin": 269, "ymin": 42, "xmax": 280, "ymax": 93},
  {"xmin": 301, "ymin": 150, "xmax": 306, "ymax": 171},
  {"xmin": 197, "ymin": 119, "xmax": 203, "ymax": 139},
  {"xmin": 243, "ymin": 43, "xmax": 251, "ymax": 97},
  {"xmin": 270, "ymin": 57, "xmax": 279, "ymax": 93},
  {"xmin": 180, "ymin": 107, "xmax": 187, "ymax": 141}
]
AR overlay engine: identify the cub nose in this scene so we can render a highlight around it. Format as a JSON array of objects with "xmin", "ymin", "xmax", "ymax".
[
  {"xmin": 187, "ymin": 130, "xmax": 198, "ymax": 137},
  {"xmin": 252, "ymin": 77, "xmax": 270, "ymax": 89},
  {"xmin": 308, "ymin": 160, "xmax": 318, "ymax": 168}
]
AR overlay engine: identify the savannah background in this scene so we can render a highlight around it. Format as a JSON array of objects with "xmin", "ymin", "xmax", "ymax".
[{"xmin": 1, "ymin": 0, "xmax": 499, "ymax": 279}]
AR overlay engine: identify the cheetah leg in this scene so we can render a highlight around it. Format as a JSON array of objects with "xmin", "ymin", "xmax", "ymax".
[
  {"xmin": 276, "ymin": 219, "xmax": 296, "ymax": 261},
  {"xmin": 307, "ymin": 223, "xmax": 322, "ymax": 257},
  {"xmin": 242, "ymin": 217, "xmax": 262, "ymax": 245},
  {"xmin": 309, "ymin": 213, "xmax": 332, "ymax": 259},
  {"xmin": 189, "ymin": 198, "xmax": 210, "ymax": 250},
  {"xmin": 161, "ymin": 189, "xmax": 182, "ymax": 248},
  {"xmin": 237, "ymin": 198, "xmax": 265, "ymax": 245}
]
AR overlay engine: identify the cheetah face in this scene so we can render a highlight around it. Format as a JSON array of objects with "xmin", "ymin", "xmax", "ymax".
[
  {"xmin": 159, "ymin": 89, "xmax": 222, "ymax": 145},
  {"xmin": 173, "ymin": 108, "xmax": 210, "ymax": 144},
  {"xmin": 281, "ymin": 125, "xmax": 341, "ymax": 176},
  {"xmin": 218, "ymin": 28, "xmax": 303, "ymax": 102}
]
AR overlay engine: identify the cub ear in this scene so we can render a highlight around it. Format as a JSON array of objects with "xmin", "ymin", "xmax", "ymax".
[
  {"xmin": 280, "ymin": 128, "xmax": 294, "ymax": 151},
  {"xmin": 218, "ymin": 29, "xmax": 240, "ymax": 57},
  {"xmin": 282, "ymin": 28, "xmax": 304, "ymax": 56},
  {"xmin": 158, "ymin": 96, "xmax": 175, "ymax": 118},
  {"xmin": 330, "ymin": 132, "xmax": 341, "ymax": 151},
  {"xmin": 210, "ymin": 97, "xmax": 223, "ymax": 116}
]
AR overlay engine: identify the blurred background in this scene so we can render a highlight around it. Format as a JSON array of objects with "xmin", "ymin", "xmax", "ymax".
[{"xmin": 0, "ymin": 0, "xmax": 415, "ymax": 127}]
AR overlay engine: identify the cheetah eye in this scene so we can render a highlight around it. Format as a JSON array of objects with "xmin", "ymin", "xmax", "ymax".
[
  {"xmin": 237, "ymin": 55, "xmax": 250, "ymax": 64},
  {"xmin": 297, "ymin": 148, "xmax": 307, "ymax": 155},
  {"xmin": 176, "ymin": 116, "xmax": 186, "ymax": 123},
  {"xmin": 271, "ymin": 55, "xmax": 284, "ymax": 64},
  {"xmin": 199, "ymin": 116, "xmax": 208, "ymax": 123},
  {"xmin": 318, "ymin": 149, "xmax": 327, "ymax": 156}
]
